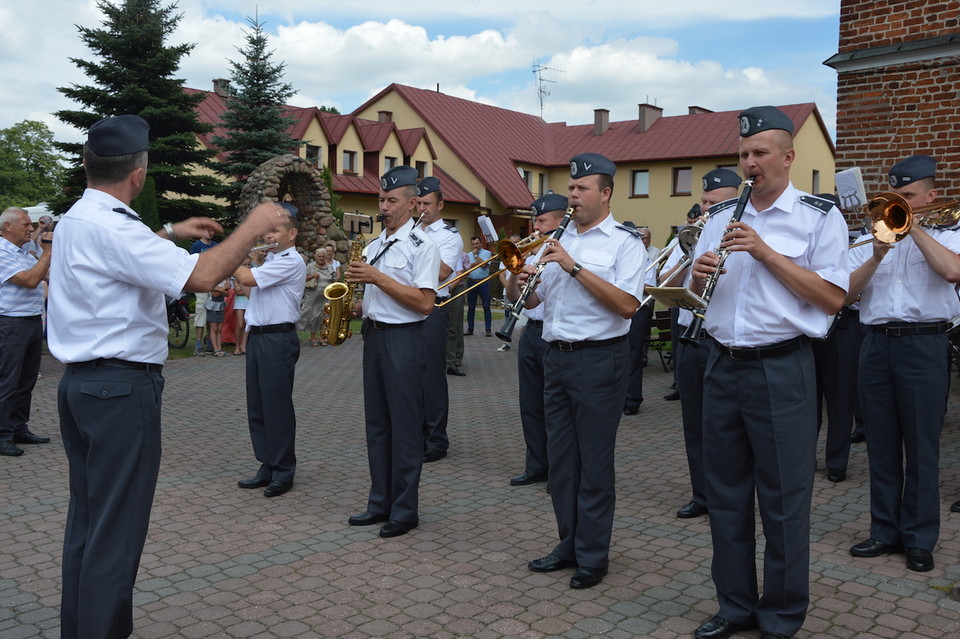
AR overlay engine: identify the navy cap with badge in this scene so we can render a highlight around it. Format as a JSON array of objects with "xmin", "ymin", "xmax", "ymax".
[
  {"xmin": 380, "ymin": 165, "xmax": 419, "ymax": 191},
  {"xmin": 531, "ymin": 192, "xmax": 568, "ymax": 216},
  {"xmin": 702, "ymin": 168, "xmax": 742, "ymax": 192},
  {"xmin": 569, "ymin": 152, "xmax": 616, "ymax": 178},
  {"xmin": 87, "ymin": 114, "xmax": 150, "ymax": 156},
  {"xmin": 738, "ymin": 106, "xmax": 794, "ymax": 138},
  {"xmin": 888, "ymin": 155, "xmax": 936, "ymax": 188},
  {"xmin": 416, "ymin": 176, "xmax": 441, "ymax": 197},
  {"xmin": 278, "ymin": 202, "xmax": 299, "ymax": 218}
]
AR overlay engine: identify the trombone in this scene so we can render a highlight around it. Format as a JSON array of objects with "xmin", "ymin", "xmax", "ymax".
[
  {"xmin": 436, "ymin": 233, "xmax": 549, "ymax": 308},
  {"xmin": 850, "ymin": 191, "xmax": 960, "ymax": 248}
]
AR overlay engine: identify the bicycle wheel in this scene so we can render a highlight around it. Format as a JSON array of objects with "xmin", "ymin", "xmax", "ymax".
[{"xmin": 168, "ymin": 317, "xmax": 189, "ymax": 350}]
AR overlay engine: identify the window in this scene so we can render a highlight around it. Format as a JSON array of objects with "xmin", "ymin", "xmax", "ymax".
[
  {"xmin": 415, "ymin": 161, "xmax": 428, "ymax": 179},
  {"xmin": 672, "ymin": 167, "xmax": 692, "ymax": 196},
  {"xmin": 342, "ymin": 151, "xmax": 357, "ymax": 174},
  {"xmin": 384, "ymin": 156, "xmax": 397, "ymax": 172},
  {"xmin": 717, "ymin": 164, "xmax": 738, "ymax": 172},
  {"xmin": 538, "ymin": 174, "xmax": 548, "ymax": 198},
  {"xmin": 812, "ymin": 169, "xmax": 821, "ymax": 194},
  {"xmin": 306, "ymin": 144, "xmax": 322, "ymax": 167},
  {"xmin": 521, "ymin": 169, "xmax": 533, "ymax": 190},
  {"xmin": 631, "ymin": 170, "xmax": 650, "ymax": 197}
]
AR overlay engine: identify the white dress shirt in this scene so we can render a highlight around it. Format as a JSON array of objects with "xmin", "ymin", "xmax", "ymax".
[
  {"xmin": 536, "ymin": 213, "xmax": 647, "ymax": 343},
  {"xmin": 0, "ymin": 237, "xmax": 44, "ymax": 315},
  {"xmin": 421, "ymin": 219, "xmax": 462, "ymax": 296},
  {"xmin": 48, "ymin": 188, "xmax": 199, "ymax": 364},
  {"xmin": 362, "ymin": 218, "xmax": 441, "ymax": 324},
  {"xmin": 692, "ymin": 182, "xmax": 849, "ymax": 347},
  {"xmin": 245, "ymin": 247, "xmax": 306, "ymax": 328}
]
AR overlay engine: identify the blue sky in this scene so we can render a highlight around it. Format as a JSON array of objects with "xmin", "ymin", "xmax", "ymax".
[{"xmin": 0, "ymin": 1, "xmax": 842, "ymax": 143}]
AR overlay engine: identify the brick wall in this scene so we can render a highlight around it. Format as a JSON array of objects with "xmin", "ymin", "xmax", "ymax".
[{"xmin": 835, "ymin": 1, "xmax": 960, "ymax": 195}]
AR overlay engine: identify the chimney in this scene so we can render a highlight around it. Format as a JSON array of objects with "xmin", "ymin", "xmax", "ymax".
[
  {"xmin": 688, "ymin": 106, "xmax": 713, "ymax": 115},
  {"xmin": 377, "ymin": 110, "xmax": 393, "ymax": 123},
  {"xmin": 212, "ymin": 78, "xmax": 231, "ymax": 97},
  {"xmin": 637, "ymin": 103, "xmax": 663, "ymax": 132},
  {"xmin": 593, "ymin": 108, "xmax": 610, "ymax": 136}
]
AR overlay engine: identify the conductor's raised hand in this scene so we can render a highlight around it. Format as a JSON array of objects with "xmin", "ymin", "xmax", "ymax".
[
  {"xmin": 245, "ymin": 201, "xmax": 290, "ymax": 235},
  {"xmin": 173, "ymin": 217, "xmax": 223, "ymax": 240}
]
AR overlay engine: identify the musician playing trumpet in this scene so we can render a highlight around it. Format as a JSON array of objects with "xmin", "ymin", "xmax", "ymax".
[
  {"xmin": 687, "ymin": 107, "xmax": 848, "ymax": 639},
  {"xmin": 845, "ymin": 155, "xmax": 960, "ymax": 574}
]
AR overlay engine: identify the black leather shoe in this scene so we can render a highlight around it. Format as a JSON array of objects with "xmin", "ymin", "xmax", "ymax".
[
  {"xmin": 13, "ymin": 431, "xmax": 50, "ymax": 444},
  {"xmin": 952, "ymin": 500, "xmax": 960, "ymax": 513},
  {"xmin": 827, "ymin": 468, "xmax": 847, "ymax": 482},
  {"xmin": 569, "ymin": 566, "xmax": 607, "ymax": 589},
  {"xmin": 379, "ymin": 519, "xmax": 417, "ymax": 537},
  {"xmin": 348, "ymin": 511, "xmax": 388, "ymax": 526},
  {"xmin": 463, "ymin": 330, "xmax": 473, "ymax": 336},
  {"xmin": 623, "ymin": 401, "xmax": 642, "ymax": 415},
  {"xmin": 446, "ymin": 366, "xmax": 466, "ymax": 376},
  {"xmin": 0, "ymin": 441, "xmax": 24, "ymax": 456},
  {"xmin": 263, "ymin": 481, "xmax": 290, "ymax": 497},
  {"xmin": 759, "ymin": 632, "xmax": 790, "ymax": 639},
  {"xmin": 850, "ymin": 538, "xmax": 904, "ymax": 557},
  {"xmin": 694, "ymin": 616, "xmax": 758, "ymax": 639},
  {"xmin": 423, "ymin": 448, "xmax": 447, "ymax": 463},
  {"xmin": 510, "ymin": 471, "xmax": 548, "ymax": 486},
  {"xmin": 850, "ymin": 431, "xmax": 865, "ymax": 443},
  {"xmin": 238, "ymin": 476, "xmax": 271, "ymax": 489},
  {"xmin": 906, "ymin": 547, "xmax": 934, "ymax": 572},
  {"xmin": 677, "ymin": 502, "xmax": 708, "ymax": 518},
  {"xmin": 663, "ymin": 389, "xmax": 680, "ymax": 401},
  {"xmin": 528, "ymin": 554, "xmax": 577, "ymax": 573}
]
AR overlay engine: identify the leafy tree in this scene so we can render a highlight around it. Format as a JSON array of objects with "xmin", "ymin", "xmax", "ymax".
[
  {"xmin": 53, "ymin": 0, "xmax": 223, "ymax": 222},
  {"xmin": 0, "ymin": 120, "xmax": 67, "ymax": 210},
  {"xmin": 210, "ymin": 16, "xmax": 301, "ymax": 209}
]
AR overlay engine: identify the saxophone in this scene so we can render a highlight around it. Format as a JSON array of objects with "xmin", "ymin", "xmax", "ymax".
[{"xmin": 322, "ymin": 236, "xmax": 365, "ymax": 346}]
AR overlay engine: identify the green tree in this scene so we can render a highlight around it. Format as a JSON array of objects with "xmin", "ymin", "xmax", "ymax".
[
  {"xmin": 53, "ymin": 0, "xmax": 223, "ymax": 222},
  {"xmin": 0, "ymin": 120, "xmax": 67, "ymax": 210},
  {"xmin": 210, "ymin": 16, "xmax": 301, "ymax": 209}
]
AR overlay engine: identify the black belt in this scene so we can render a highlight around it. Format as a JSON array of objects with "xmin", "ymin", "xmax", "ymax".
[
  {"xmin": 69, "ymin": 358, "xmax": 163, "ymax": 373},
  {"xmin": 250, "ymin": 322, "xmax": 296, "ymax": 334},
  {"xmin": 367, "ymin": 319, "xmax": 424, "ymax": 330},
  {"xmin": 868, "ymin": 321, "xmax": 950, "ymax": 336},
  {"xmin": 710, "ymin": 335, "xmax": 808, "ymax": 361},
  {"xmin": 0, "ymin": 314, "xmax": 41, "ymax": 321},
  {"xmin": 550, "ymin": 335, "xmax": 627, "ymax": 352},
  {"xmin": 528, "ymin": 320, "xmax": 544, "ymax": 327}
]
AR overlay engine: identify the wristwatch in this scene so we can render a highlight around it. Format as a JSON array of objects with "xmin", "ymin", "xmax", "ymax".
[
  {"xmin": 163, "ymin": 223, "xmax": 177, "ymax": 242},
  {"xmin": 569, "ymin": 262, "xmax": 583, "ymax": 278}
]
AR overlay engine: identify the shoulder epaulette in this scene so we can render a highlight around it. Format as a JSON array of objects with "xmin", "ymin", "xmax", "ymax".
[
  {"xmin": 799, "ymin": 194, "xmax": 835, "ymax": 214},
  {"xmin": 615, "ymin": 224, "xmax": 643, "ymax": 239},
  {"xmin": 444, "ymin": 223, "xmax": 458, "ymax": 233},
  {"xmin": 112, "ymin": 207, "xmax": 141, "ymax": 221},
  {"xmin": 705, "ymin": 198, "xmax": 737, "ymax": 218},
  {"xmin": 409, "ymin": 231, "xmax": 424, "ymax": 247}
]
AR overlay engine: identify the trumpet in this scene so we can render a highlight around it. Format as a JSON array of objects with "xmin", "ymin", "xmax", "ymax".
[
  {"xmin": 435, "ymin": 233, "xmax": 550, "ymax": 308},
  {"xmin": 250, "ymin": 242, "xmax": 279, "ymax": 252},
  {"xmin": 849, "ymin": 192, "xmax": 960, "ymax": 248}
]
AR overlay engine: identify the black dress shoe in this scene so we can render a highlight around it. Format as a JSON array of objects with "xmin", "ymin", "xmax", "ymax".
[
  {"xmin": 238, "ymin": 476, "xmax": 271, "ymax": 489},
  {"xmin": 0, "ymin": 441, "xmax": 24, "ymax": 456},
  {"xmin": 263, "ymin": 481, "xmax": 291, "ymax": 497},
  {"xmin": 827, "ymin": 468, "xmax": 847, "ymax": 482},
  {"xmin": 13, "ymin": 431, "xmax": 50, "ymax": 444},
  {"xmin": 694, "ymin": 615, "xmax": 758, "ymax": 639},
  {"xmin": 906, "ymin": 547, "xmax": 934, "ymax": 572},
  {"xmin": 676, "ymin": 502, "xmax": 708, "ymax": 518},
  {"xmin": 850, "ymin": 538, "xmax": 904, "ymax": 557},
  {"xmin": 759, "ymin": 632, "xmax": 790, "ymax": 639},
  {"xmin": 510, "ymin": 471, "xmax": 548, "ymax": 486},
  {"xmin": 528, "ymin": 554, "xmax": 577, "ymax": 573},
  {"xmin": 423, "ymin": 448, "xmax": 447, "ymax": 463},
  {"xmin": 348, "ymin": 511, "xmax": 388, "ymax": 526},
  {"xmin": 952, "ymin": 500, "xmax": 960, "ymax": 513},
  {"xmin": 379, "ymin": 519, "xmax": 417, "ymax": 537},
  {"xmin": 850, "ymin": 431, "xmax": 865, "ymax": 443},
  {"xmin": 663, "ymin": 389, "xmax": 681, "ymax": 401},
  {"xmin": 463, "ymin": 330, "xmax": 474, "ymax": 335},
  {"xmin": 569, "ymin": 566, "xmax": 607, "ymax": 589},
  {"xmin": 623, "ymin": 401, "xmax": 641, "ymax": 415},
  {"xmin": 446, "ymin": 366, "xmax": 466, "ymax": 376}
]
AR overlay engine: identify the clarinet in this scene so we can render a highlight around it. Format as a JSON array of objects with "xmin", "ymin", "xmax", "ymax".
[
  {"xmin": 495, "ymin": 207, "xmax": 576, "ymax": 342},
  {"xmin": 679, "ymin": 178, "xmax": 754, "ymax": 346}
]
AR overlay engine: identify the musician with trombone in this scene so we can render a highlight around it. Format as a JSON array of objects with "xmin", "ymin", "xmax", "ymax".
[
  {"xmin": 502, "ymin": 192, "xmax": 568, "ymax": 487},
  {"xmin": 346, "ymin": 165, "xmax": 440, "ymax": 538},
  {"xmin": 846, "ymin": 155, "xmax": 960, "ymax": 573},
  {"xmin": 664, "ymin": 168, "xmax": 741, "ymax": 520},
  {"xmin": 688, "ymin": 107, "xmax": 848, "ymax": 639},
  {"xmin": 520, "ymin": 153, "xmax": 646, "ymax": 590}
]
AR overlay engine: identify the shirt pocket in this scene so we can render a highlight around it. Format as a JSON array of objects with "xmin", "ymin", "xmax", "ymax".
[
  {"xmin": 580, "ymin": 248, "xmax": 614, "ymax": 278},
  {"xmin": 80, "ymin": 381, "xmax": 133, "ymax": 400},
  {"xmin": 765, "ymin": 234, "xmax": 809, "ymax": 263}
]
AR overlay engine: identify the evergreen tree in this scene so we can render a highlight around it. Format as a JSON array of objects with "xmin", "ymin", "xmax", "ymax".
[
  {"xmin": 210, "ymin": 16, "xmax": 301, "ymax": 208},
  {"xmin": 53, "ymin": 0, "xmax": 223, "ymax": 222}
]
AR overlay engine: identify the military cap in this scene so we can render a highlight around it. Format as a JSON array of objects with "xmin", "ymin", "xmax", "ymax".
[
  {"xmin": 702, "ymin": 168, "xmax": 742, "ymax": 192},
  {"xmin": 738, "ymin": 106, "xmax": 794, "ymax": 137},
  {"xmin": 686, "ymin": 203, "xmax": 702, "ymax": 220},
  {"xmin": 87, "ymin": 114, "xmax": 150, "ymax": 156},
  {"xmin": 531, "ymin": 192, "xmax": 568, "ymax": 216},
  {"xmin": 278, "ymin": 202, "xmax": 299, "ymax": 217},
  {"xmin": 888, "ymin": 155, "xmax": 936, "ymax": 187},
  {"xmin": 416, "ymin": 176, "xmax": 441, "ymax": 197},
  {"xmin": 569, "ymin": 152, "xmax": 616, "ymax": 178},
  {"xmin": 380, "ymin": 165, "xmax": 419, "ymax": 191}
]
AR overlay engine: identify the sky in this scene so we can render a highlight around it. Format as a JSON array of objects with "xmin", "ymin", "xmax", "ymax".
[{"xmin": 0, "ymin": 0, "xmax": 842, "ymax": 146}]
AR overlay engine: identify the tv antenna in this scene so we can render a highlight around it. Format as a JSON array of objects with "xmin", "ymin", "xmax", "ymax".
[{"xmin": 533, "ymin": 60, "xmax": 564, "ymax": 118}]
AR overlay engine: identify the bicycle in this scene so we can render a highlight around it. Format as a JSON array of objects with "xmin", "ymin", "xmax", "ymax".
[{"xmin": 166, "ymin": 294, "xmax": 190, "ymax": 350}]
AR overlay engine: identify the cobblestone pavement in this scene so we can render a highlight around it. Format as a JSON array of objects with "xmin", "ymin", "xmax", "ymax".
[{"xmin": 2, "ymin": 334, "xmax": 960, "ymax": 639}]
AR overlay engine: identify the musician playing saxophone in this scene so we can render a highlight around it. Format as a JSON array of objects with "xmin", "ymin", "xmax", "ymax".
[
  {"xmin": 345, "ymin": 165, "xmax": 440, "ymax": 539},
  {"xmin": 687, "ymin": 106, "xmax": 847, "ymax": 639}
]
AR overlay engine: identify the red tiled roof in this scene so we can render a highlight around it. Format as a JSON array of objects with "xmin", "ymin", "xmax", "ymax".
[
  {"xmin": 332, "ymin": 172, "xmax": 381, "ymax": 196},
  {"xmin": 397, "ymin": 127, "xmax": 437, "ymax": 159},
  {"xmin": 355, "ymin": 119, "xmax": 395, "ymax": 152},
  {"xmin": 432, "ymin": 165, "xmax": 479, "ymax": 205}
]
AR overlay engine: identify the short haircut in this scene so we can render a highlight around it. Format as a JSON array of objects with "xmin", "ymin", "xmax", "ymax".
[
  {"xmin": 424, "ymin": 189, "xmax": 445, "ymax": 203},
  {"xmin": 400, "ymin": 184, "xmax": 418, "ymax": 200},
  {"xmin": 283, "ymin": 215, "xmax": 299, "ymax": 231},
  {"xmin": 83, "ymin": 144, "xmax": 148, "ymax": 185},
  {"xmin": 597, "ymin": 173, "xmax": 614, "ymax": 195},
  {"xmin": 470, "ymin": 235, "xmax": 481, "ymax": 242},
  {"xmin": 0, "ymin": 207, "xmax": 28, "ymax": 227}
]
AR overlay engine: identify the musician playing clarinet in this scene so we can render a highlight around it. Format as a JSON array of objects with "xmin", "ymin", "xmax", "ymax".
[
  {"xmin": 688, "ymin": 106, "xmax": 848, "ymax": 639},
  {"xmin": 518, "ymin": 153, "xmax": 646, "ymax": 590}
]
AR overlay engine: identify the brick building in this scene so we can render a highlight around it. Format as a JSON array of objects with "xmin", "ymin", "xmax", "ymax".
[{"xmin": 824, "ymin": 1, "xmax": 960, "ymax": 196}]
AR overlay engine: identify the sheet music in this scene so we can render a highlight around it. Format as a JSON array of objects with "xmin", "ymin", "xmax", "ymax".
[{"xmin": 835, "ymin": 167, "xmax": 867, "ymax": 212}]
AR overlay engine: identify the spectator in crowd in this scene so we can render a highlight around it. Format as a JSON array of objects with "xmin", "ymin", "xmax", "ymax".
[
  {"xmin": 206, "ymin": 280, "xmax": 229, "ymax": 357},
  {"xmin": 190, "ymin": 230, "xmax": 218, "ymax": 355},
  {"xmin": 299, "ymin": 247, "xmax": 337, "ymax": 346},
  {"xmin": 232, "ymin": 261, "xmax": 251, "ymax": 355},
  {"xmin": 465, "ymin": 236, "xmax": 493, "ymax": 336}
]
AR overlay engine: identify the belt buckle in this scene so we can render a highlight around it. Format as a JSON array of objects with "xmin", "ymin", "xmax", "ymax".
[
  {"xmin": 558, "ymin": 341, "xmax": 574, "ymax": 352},
  {"xmin": 886, "ymin": 326, "xmax": 903, "ymax": 337},
  {"xmin": 727, "ymin": 346, "xmax": 750, "ymax": 361}
]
